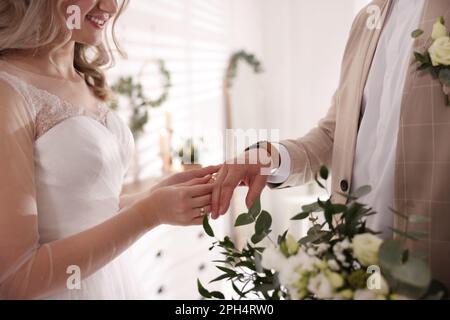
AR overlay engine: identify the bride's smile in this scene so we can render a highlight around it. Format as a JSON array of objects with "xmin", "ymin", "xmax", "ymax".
[{"xmin": 69, "ymin": 0, "xmax": 118, "ymax": 46}]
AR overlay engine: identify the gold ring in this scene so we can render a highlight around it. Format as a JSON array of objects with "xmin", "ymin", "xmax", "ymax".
[
  {"xmin": 200, "ymin": 207, "xmax": 206, "ymax": 215},
  {"xmin": 209, "ymin": 173, "xmax": 218, "ymax": 183}
]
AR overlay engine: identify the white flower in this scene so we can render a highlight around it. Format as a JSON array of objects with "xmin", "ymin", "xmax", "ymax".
[
  {"xmin": 261, "ymin": 246, "xmax": 285, "ymax": 271},
  {"xmin": 432, "ymin": 17, "xmax": 448, "ymax": 41},
  {"xmin": 307, "ymin": 273, "xmax": 333, "ymax": 299},
  {"xmin": 278, "ymin": 250, "xmax": 319, "ymax": 286},
  {"xmin": 333, "ymin": 239, "xmax": 352, "ymax": 265},
  {"xmin": 327, "ymin": 271, "xmax": 344, "ymax": 289},
  {"xmin": 353, "ymin": 289, "xmax": 377, "ymax": 300},
  {"xmin": 429, "ymin": 36, "xmax": 450, "ymax": 66},
  {"xmin": 367, "ymin": 274, "xmax": 389, "ymax": 295},
  {"xmin": 285, "ymin": 234, "xmax": 299, "ymax": 255},
  {"xmin": 327, "ymin": 259, "xmax": 340, "ymax": 271},
  {"xmin": 316, "ymin": 243, "xmax": 330, "ymax": 255},
  {"xmin": 336, "ymin": 289, "xmax": 353, "ymax": 300},
  {"xmin": 352, "ymin": 233, "xmax": 383, "ymax": 267}
]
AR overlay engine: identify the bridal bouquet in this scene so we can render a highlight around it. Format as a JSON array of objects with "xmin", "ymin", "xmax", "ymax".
[{"xmin": 199, "ymin": 167, "xmax": 447, "ymax": 300}]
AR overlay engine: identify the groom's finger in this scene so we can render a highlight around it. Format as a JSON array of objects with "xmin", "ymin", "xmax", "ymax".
[
  {"xmin": 245, "ymin": 175, "xmax": 268, "ymax": 209},
  {"xmin": 218, "ymin": 170, "xmax": 243, "ymax": 215}
]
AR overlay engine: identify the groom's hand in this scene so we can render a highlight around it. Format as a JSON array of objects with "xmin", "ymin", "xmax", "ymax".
[{"xmin": 211, "ymin": 148, "xmax": 276, "ymax": 219}]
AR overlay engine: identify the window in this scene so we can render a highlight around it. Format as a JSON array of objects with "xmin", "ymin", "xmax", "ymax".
[{"xmin": 111, "ymin": 0, "xmax": 232, "ymax": 182}]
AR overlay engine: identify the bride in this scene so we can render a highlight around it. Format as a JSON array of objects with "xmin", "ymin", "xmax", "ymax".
[{"xmin": 0, "ymin": 0, "xmax": 219, "ymax": 299}]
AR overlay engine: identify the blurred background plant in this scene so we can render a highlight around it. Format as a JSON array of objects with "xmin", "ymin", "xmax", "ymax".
[{"xmin": 109, "ymin": 59, "xmax": 171, "ymax": 140}]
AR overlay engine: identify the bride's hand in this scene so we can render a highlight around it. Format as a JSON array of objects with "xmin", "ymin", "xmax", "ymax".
[
  {"xmin": 119, "ymin": 165, "xmax": 221, "ymax": 209},
  {"xmin": 151, "ymin": 165, "xmax": 221, "ymax": 191},
  {"xmin": 135, "ymin": 175, "xmax": 214, "ymax": 227}
]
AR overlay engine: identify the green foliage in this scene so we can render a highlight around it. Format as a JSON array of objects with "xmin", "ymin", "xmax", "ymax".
[
  {"xmin": 109, "ymin": 60, "xmax": 172, "ymax": 139},
  {"xmin": 176, "ymin": 138, "xmax": 201, "ymax": 164},
  {"xmin": 226, "ymin": 50, "xmax": 264, "ymax": 88},
  {"xmin": 411, "ymin": 33, "xmax": 450, "ymax": 106},
  {"xmin": 200, "ymin": 165, "xmax": 444, "ymax": 300},
  {"xmin": 203, "ymin": 215, "xmax": 214, "ymax": 238}
]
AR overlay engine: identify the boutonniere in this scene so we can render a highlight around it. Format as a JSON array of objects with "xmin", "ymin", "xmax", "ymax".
[{"xmin": 412, "ymin": 17, "xmax": 450, "ymax": 106}]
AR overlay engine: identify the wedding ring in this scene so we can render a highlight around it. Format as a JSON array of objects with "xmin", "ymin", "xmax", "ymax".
[
  {"xmin": 200, "ymin": 207, "xmax": 206, "ymax": 216},
  {"xmin": 209, "ymin": 173, "xmax": 218, "ymax": 183}
]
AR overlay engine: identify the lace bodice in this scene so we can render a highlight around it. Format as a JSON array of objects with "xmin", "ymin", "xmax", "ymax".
[
  {"xmin": 0, "ymin": 70, "xmax": 109, "ymax": 140},
  {"xmin": 0, "ymin": 65, "xmax": 140, "ymax": 299}
]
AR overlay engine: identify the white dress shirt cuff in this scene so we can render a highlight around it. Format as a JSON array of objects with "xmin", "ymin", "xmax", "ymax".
[{"xmin": 267, "ymin": 143, "xmax": 291, "ymax": 184}]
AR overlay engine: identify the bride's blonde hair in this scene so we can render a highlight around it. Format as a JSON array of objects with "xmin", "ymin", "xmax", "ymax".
[{"xmin": 0, "ymin": 0, "xmax": 129, "ymax": 101}]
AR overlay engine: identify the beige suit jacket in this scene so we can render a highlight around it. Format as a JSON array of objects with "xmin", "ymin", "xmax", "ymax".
[{"xmin": 278, "ymin": 0, "xmax": 450, "ymax": 289}]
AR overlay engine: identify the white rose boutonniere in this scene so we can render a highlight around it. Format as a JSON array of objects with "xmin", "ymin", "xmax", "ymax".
[{"xmin": 412, "ymin": 16, "xmax": 450, "ymax": 106}]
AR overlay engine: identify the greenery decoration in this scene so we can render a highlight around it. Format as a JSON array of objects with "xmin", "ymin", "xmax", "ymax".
[
  {"xmin": 109, "ymin": 59, "xmax": 172, "ymax": 138},
  {"xmin": 199, "ymin": 166, "xmax": 447, "ymax": 300},
  {"xmin": 225, "ymin": 50, "xmax": 264, "ymax": 89}
]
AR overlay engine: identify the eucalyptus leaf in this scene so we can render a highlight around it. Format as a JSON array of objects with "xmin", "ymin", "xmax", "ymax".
[
  {"xmin": 255, "ymin": 210, "xmax": 272, "ymax": 234},
  {"xmin": 232, "ymin": 282, "xmax": 245, "ymax": 298},
  {"xmin": 203, "ymin": 215, "xmax": 214, "ymax": 237},
  {"xmin": 249, "ymin": 198, "xmax": 262, "ymax": 219},
  {"xmin": 411, "ymin": 29, "xmax": 424, "ymax": 38},
  {"xmin": 197, "ymin": 279, "xmax": 212, "ymax": 298},
  {"xmin": 291, "ymin": 211, "xmax": 310, "ymax": 220},
  {"xmin": 390, "ymin": 228, "xmax": 428, "ymax": 241},
  {"xmin": 408, "ymin": 215, "xmax": 430, "ymax": 224},
  {"xmin": 209, "ymin": 274, "xmax": 232, "ymax": 284},
  {"xmin": 216, "ymin": 266, "xmax": 237, "ymax": 276},
  {"xmin": 277, "ymin": 230, "xmax": 288, "ymax": 245},
  {"xmin": 352, "ymin": 185, "xmax": 372, "ymax": 198},
  {"xmin": 235, "ymin": 261, "xmax": 256, "ymax": 271},
  {"xmin": 251, "ymin": 230, "xmax": 271, "ymax": 244},
  {"xmin": 439, "ymin": 69, "xmax": 450, "ymax": 86},
  {"xmin": 390, "ymin": 207, "xmax": 408, "ymax": 220},
  {"xmin": 235, "ymin": 213, "xmax": 254, "ymax": 227},
  {"xmin": 391, "ymin": 255, "xmax": 431, "ymax": 292},
  {"xmin": 301, "ymin": 202, "xmax": 322, "ymax": 213},
  {"xmin": 209, "ymin": 291, "xmax": 225, "ymax": 300},
  {"xmin": 319, "ymin": 166, "xmax": 329, "ymax": 180},
  {"xmin": 379, "ymin": 239, "xmax": 404, "ymax": 271}
]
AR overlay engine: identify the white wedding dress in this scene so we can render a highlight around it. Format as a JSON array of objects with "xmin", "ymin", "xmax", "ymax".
[{"xmin": 0, "ymin": 61, "xmax": 144, "ymax": 299}]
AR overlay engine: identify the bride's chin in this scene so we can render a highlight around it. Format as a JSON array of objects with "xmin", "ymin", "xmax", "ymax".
[{"xmin": 74, "ymin": 35, "xmax": 104, "ymax": 47}]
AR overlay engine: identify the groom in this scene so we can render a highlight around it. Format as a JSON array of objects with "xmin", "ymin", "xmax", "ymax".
[{"xmin": 211, "ymin": 0, "xmax": 450, "ymax": 290}]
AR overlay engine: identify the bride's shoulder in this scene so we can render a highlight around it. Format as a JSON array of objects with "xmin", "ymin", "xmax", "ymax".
[{"xmin": 0, "ymin": 69, "xmax": 37, "ymax": 124}]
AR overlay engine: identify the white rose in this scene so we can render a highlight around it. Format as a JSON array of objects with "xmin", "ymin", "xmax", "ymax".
[
  {"xmin": 285, "ymin": 234, "xmax": 299, "ymax": 255},
  {"xmin": 327, "ymin": 271, "xmax": 344, "ymax": 289},
  {"xmin": 429, "ymin": 36, "xmax": 450, "ymax": 66},
  {"xmin": 261, "ymin": 246, "xmax": 285, "ymax": 271},
  {"xmin": 352, "ymin": 233, "xmax": 383, "ymax": 267},
  {"xmin": 327, "ymin": 259, "xmax": 340, "ymax": 271},
  {"xmin": 353, "ymin": 289, "xmax": 377, "ymax": 300},
  {"xmin": 278, "ymin": 251, "xmax": 319, "ymax": 286},
  {"xmin": 307, "ymin": 273, "xmax": 334, "ymax": 299},
  {"xmin": 368, "ymin": 274, "xmax": 389, "ymax": 296},
  {"xmin": 432, "ymin": 18, "xmax": 448, "ymax": 41}
]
